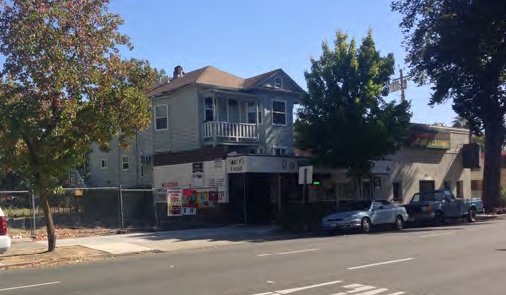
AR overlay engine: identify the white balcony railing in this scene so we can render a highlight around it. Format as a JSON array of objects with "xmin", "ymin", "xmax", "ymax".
[{"xmin": 202, "ymin": 121, "xmax": 258, "ymax": 141}]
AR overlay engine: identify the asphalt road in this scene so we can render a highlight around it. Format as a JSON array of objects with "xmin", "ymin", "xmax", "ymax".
[{"xmin": 1, "ymin": 218, "xmax": 506, "ymax": 295}]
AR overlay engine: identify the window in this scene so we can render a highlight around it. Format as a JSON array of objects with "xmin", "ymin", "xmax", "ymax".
[
  {"xmin": 272, "ymin": 100, "xmax": 286, "ymax": 125},
  {"xmin": 274, "ymin": 77, "xmax": 282, "ymax": 88},
  {"xmin": 247, "ymin": 101, "xmax": 256, "ymax": 123},
  {"xmin": 258, "ymin": 101, "xmax": 263, "ymax": 124},
  {"xmin": 392, "ymin": 182, "xmax": 402, "ymax": 201},
  {"xmin": 121, "ymin": 156, "xmax": 129, "ymax": 170},
  {"xmin": 140, "ymin": 165, "xmax": 144, "ymax": 177},
  {"xmin": 272, "ymin": 146, "xmax": 287, "ymax": 156},
  {"xmin": 154, "ymin": 104, "xmax": 168, "ymax": 130},
  {"xmin": 101, "ymin": 159, "xmax": 108, "ymax": 169},
  {"xmin": 456, "ymin": 180, "xmax": 463, "ymax": 198},
  {"xmin": 204, "ymin": 97, "xmax": 215, "ymax": 122}
]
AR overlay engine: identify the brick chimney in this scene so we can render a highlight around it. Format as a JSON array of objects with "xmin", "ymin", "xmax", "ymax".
[{"xmin": 173, "ymin": 65, "xmax": 184, "ymax": 79}]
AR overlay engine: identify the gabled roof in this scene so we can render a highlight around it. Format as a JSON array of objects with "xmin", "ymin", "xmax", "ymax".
[{"xmin": 148, "ymin": 66, "xmax": 304, "ymax": 97}]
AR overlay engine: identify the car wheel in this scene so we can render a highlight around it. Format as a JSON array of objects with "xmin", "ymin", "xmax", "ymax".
[
  {"xmin": 435, "ymin": 211, "xmax": 445, "ymax": 225},
  {"xmin": 393, "ymin": 215, "xmax": 404, "ymax": 230},
  {"xmin": 361, "ymin": 217, "xmax": 372, "ymax": 233},
  {"xmin": 467, "ymin": 208, "xmax": 477, "ymax": 223}
]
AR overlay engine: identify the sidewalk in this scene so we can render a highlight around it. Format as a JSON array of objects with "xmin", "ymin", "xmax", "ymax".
[
  {"xmin": 35, "ymin": 224, "xmax": 279, "ymax": 254},
  {"xmin": 1, "ymin": 224, "xmax": 280, "ymax": 269}
]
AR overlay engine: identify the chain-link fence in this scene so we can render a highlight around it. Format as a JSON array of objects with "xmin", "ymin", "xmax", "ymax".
[{"xmin": 0, "ymin": 187, "xmax": 156, "ymax": 238}]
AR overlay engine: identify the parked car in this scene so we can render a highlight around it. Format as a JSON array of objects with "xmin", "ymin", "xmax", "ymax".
[
  {"xmin": 321, "ymin": 200, "xmax": 409, "ymax": 234},
  {"xmin": 0, "ymin": 206, "xmax": 11, "ymax": 254},
  {"xmin": 403, "ymin": 189, "xmax": 484, "ymax": 225}
]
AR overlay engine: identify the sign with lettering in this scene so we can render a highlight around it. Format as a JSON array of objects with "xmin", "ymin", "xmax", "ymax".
[
  {"xmin": 226, "ymin": 156, "xmax": 300, "ymax": 174},
  {"xmin": 167, "ymin": 189, "xmax": 183, "ymax": 217},
  {"xmin": 227, "ymin": 157, "xmax": 246, "ymax": 173},
  {"xmin": 408, "ymin": 125, "xmax": 451, "ymax": 150}
]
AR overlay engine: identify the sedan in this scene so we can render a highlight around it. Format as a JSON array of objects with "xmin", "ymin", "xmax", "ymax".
[{"xmin": 322, "ymin": 200, "xmax": 409, "ymax": 234}]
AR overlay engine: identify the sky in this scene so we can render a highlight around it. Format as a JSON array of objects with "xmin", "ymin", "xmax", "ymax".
[{"xmin": 5, "ymin": 0, "xmax": 457, "ymax": 126}]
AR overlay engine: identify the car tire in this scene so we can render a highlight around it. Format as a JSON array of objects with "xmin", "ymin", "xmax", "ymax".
[
  {"xmin": 467, "ymin": 208, "xmax": 477, "ymax": 223},
  {"xmin": 393, "ymin": 215, "xmax": 404, "ymax": 230},
  {"xmin": 435, "ymin": 211, "xmax": 445, "ymax": 225},
  {"xmin": 361, "ymin": 217, "xmax": 372, "ymax": 233}
]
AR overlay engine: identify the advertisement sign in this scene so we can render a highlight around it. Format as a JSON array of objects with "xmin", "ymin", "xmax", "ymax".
[
  {"xmin": 408, "ymin": 125, "xmax": 451, "ymax": 150},
  {"xmin": 197, "ymin": 191, "xmax": 217, "ymax": 208},
  {"xmin": 182, "ymin": 189, "xmax": 198, "ymax": 215},
  {"xmin": 191, "ymin": 162, "xmax": 204, "ymax": 187},
  {"xmin": 167, "ymin": 189, "xmax": 183, "ymax": 217},
  {"xmin": 226, "ymin": 156, "xmax": 300, "ymax": 174}
]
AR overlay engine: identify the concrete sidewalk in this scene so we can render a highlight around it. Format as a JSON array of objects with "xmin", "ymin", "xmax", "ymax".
[{"xmin": 11, "ymin": 224, "xmax": 279, "ymax": 255}]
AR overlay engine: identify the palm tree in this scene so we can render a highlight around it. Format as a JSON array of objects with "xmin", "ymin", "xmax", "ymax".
[{"xmin": 452, "ymin": 116, "xmax": 468, "ymax": 128}]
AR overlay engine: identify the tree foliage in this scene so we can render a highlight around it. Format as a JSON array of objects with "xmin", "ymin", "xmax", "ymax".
[
  {"xmin": 392, "ymin": 0, "xmax": 506, "ymax": 210},
  {"xmin": 0, "ymin": 0, "xmax": 159, "ymax": 251},
  {"xmin": 296, "ymin": 30, "xmax": 412, "ymax": 179}
]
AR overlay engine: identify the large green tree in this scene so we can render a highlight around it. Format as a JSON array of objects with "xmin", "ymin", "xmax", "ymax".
[
  {"xmin": 0, "ymin": 0, "xmax": 158, "ymax": 251},
  {"xmin": 392, "ymin": 0, "xmax": 506, "ymax": 211},
  {"xmin": 296, "ymin": 30, "xmax": 412, "ymax": 183}
]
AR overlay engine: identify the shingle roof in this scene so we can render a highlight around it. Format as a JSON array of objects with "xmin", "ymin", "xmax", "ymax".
[{"xmin": 147, "ymin": 66, "xmax": 289, "ymax": 97}]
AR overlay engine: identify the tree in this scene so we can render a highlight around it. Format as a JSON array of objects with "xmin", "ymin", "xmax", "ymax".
[
  {"xmin": 392, "ymin": 0, "xmax": 506, "ymax": 211},
  {"xmin": 452, "ymin": 116, "xmax": 468, "ymax": 129},
  {"xmin": 296, "ymin": 30, "xmax": 412, "ymax": 183},
  {"xmin": 0, "ymin": 0, "xmax": 158, "ymax": 251}
]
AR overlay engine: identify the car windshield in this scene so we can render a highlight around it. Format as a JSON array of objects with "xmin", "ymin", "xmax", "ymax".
[
  {"xmin": 411, "ymin": 191, "xmax": 445, "ymax": 203},
  {"xmin": 335, "ymin": 201, "xmax": 372, "ymax": 212}
]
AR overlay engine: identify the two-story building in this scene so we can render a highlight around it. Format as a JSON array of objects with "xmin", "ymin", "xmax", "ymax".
[{"xmin": 88, "ymin": 64, "xmax": 305, "ymax": 188}]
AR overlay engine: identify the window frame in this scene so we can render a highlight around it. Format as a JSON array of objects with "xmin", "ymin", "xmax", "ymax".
[
  {"xmin": 140, "ymin": 165, "xmax": 144, "ymax": 178},
  {"xmin": 204, "ymin": 97, "xmax": 215, "ymax": 122},
  {"xmin": 121, "ymin": 156, "xmax": 130, "ymax": 170},
  {"xmin": 154, "ymin": 104, "xmax": 169, "ymax": 131},
  {"xmin": 246, "ymin": 101, "xmax": 257, "ymax": 124},
  {"xmin": 271, "ymin": 99, "xmax": 287, "ymax": 126},
  {"xmin": 100, "ymin": 159, "xmax": 108, "ymax": 169},
  {"xmin": 274, "ymin": 77, "xmax": 282, "ymax": 88}
]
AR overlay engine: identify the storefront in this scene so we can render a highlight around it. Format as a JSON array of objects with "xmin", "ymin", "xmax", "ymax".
[
  {"xmin": 306, "ymin": 124, "xmax": 474, "ymax": 204},
  {"xmin": 226, "ymin": 155, "xmax": 309, "ymax": 224}
]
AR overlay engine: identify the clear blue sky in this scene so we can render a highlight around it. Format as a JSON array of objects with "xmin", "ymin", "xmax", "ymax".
[{"xmin": 1, "ymin": 0, "xmax": 456, "ymax": 125}]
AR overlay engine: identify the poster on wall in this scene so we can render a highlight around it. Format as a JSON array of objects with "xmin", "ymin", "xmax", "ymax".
[
  {"xmin": 198, "ymin": 191, "xmax": 218, "ymax": 208},
  {"xmin": 192, "ymin": 162, "xmax": 204, "ymax": 187},
  {"xmin": 182, "ymin": 189, "xmax": 198, "ymax": 215},
  {"xmin": 167, "ymin": 189, "xmax": 183, "ymax": 216}
]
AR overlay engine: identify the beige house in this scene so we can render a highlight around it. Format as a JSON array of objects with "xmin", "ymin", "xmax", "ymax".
[{"xmin": 307, "ymin": 124, "xmax": 473, "ymax": 204}]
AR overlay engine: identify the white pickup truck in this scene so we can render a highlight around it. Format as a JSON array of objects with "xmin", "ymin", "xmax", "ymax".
[{"xmin": 0, "ymin": 206, "xmax": 11, "ymax": 253}]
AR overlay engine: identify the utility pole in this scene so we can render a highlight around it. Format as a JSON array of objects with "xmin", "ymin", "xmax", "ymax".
[
  {"xmin": 400, "ymin": 69, "xmax": 406, "ymax": 102},
  {"xmin": 390, "ymin": 68, "xmax": 409, "ymax": 102}
]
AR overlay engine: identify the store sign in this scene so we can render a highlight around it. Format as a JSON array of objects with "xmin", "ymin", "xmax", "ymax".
[
  {"xmin": 226, "ymin": 156, "xmax": 300, "ymax": 174},
  {"xmin": 227, "ymin": 157, "xmax": 246, "ymax": 173},
  {"xmin": 408, "ymin": 125, "xmax": 451, "ymax": 150}
]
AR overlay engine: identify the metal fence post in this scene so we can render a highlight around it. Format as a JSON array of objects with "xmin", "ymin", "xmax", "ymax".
[
  {"xmin": 118, "ymin": 185, "xmax": 124, "ymax": 229},
  {"xmin": 30, "ymin": 191, "xmax": 36, "ymax": 238}
]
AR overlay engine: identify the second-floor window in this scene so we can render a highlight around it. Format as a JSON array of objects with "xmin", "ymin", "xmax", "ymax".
[
  {"xmin": 272, "ymin": 100, "xmax": 287, "ymax": 125},
  {"xmin": 101, "ymin": 159, "xmax": 108, "ymax": 169},
  {"xmin": 247, "ymin": 101, "xmax": 256, "ymax": 124},
  {"xmin": 204, "ymin": 97, "xmax": 215, "ymax": 122},
  {"xmin": 122, "ymin": 156, "xmax": 129, "ymax": 170},
  {"xmin": 155, "ymin": 104, "xmax": 168, "ymax": 130}
]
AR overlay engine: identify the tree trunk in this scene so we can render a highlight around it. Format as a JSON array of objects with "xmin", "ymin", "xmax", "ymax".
[
  {"xmin": 40, "ymin": 192, "xmax": 56, "ymax": 252},
  {"xmin": 482, "ymin": 123, "xmax": 504, "ymax": 213}
]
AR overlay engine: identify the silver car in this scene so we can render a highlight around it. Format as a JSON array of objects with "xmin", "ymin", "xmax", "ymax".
[{"xmin": 322, "ymin": 200, "xmax": 409, "ymax": 233}]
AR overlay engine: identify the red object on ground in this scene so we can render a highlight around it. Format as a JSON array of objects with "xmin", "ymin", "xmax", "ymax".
[{"xmin": 0, "ymin": 216, "xmax": 7, "ymax": 236}]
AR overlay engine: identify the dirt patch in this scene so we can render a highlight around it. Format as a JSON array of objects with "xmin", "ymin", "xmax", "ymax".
[
  {"xmin": 0, "ymin": 245, "xmax": 109, "ymax": 270},
  {"xmin": 9, "ymin": 227, "xmax": 121, "ymax": 241}
]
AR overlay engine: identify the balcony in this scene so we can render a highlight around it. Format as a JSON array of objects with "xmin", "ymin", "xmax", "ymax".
[{"xmin": 202, "ymin": 121, "xmax": 258, "ymax": 143}]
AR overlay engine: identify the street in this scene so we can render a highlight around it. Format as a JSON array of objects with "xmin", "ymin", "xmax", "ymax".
[{"xmin": 1, "ymin": 219, "xmax": 505, "ymax": 295}]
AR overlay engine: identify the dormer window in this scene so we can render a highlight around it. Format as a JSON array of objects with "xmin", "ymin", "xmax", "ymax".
[{"xmin": 274, "ymin": 77, "xmax": 282, "ymax": 88}]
